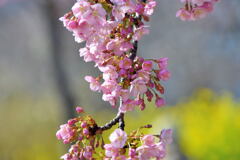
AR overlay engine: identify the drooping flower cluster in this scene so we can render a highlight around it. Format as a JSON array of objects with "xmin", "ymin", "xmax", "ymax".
[
  {"xmin": 60, "ymin": 0, "xmax": 169, "ymax": 113},
  {"xmin": 57, "ymin": 0, "xmax": 219, "ymax": 159},
  {"xmin": 104, "ymin": 128, "xmax": 172, "ymax": 159},
  {"xmin": 176, "ymin": 0, "xmax": 219, "ymax": 21}
]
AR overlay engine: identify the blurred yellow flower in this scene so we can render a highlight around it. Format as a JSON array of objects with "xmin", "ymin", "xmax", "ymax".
[{"xmin": 152, "ymin": 89, "xmax": 240, "ymax": 160}]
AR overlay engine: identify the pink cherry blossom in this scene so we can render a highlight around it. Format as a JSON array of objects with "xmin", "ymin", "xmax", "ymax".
[
  {"xmin": 144, "ymin": 0, "xmax": 157, "ymax": 16},
  {"xmin": 137, "ymin": 70, "xmax": 150, "ymax": 82},
  {"xmin": 83, "ymin": 128, "xmax": 89, "ymax": 135},
  {"xmin": 56, "ymin": 124, "xmax": 75, "ymax": 144},
  {"xmin": 83, "ymin": 146, "xmax": 93, "ymax": 159},
  {"xmin": 119, "ymin": 58, "xmax": 132, "ymax": 69},
  {"xmin": 82, "ymin": 3, "xmax": 107, "ymax": 27},
  {"xmin": 133, "ymin": 26, "xmax": 149, "ymax": 41},
  {"xmin": 84, "ymin": 76, "xmax": 101, "ymax": 92},
  {"xmin": 60, "ymin": 153, "xmax": 71, "ymax": 160},
  {"xmin": 110, "ymin": 0, "xmax": 126, "ymax": 6},
  {"xmin": 130, "ymin": 78, "xmax": 148, "ymax": 97},
  {"xmin": 109, "ymin": 129, "xmax": 127, "ymax": 148},
  {"xmin": 106, "ymin": 38, "xmax": 133, "ymax": 56},
  {"xmin": 81, "ymin": 121, "xmax": 87, "ymax": 128},
  {"xmin": 112, "ymin": 6, "xmax": 126, "ymax": 21},
  {"xmin": 157, "ymin": 57, "xmax": 168, "ymax": 69},
  {"xmin": 101, "ymin": 80, "xmax": 118, "ymax": 94},
  {"xmin": 68, "ymin": 119, "xmax": 77, "ymax": 126},
  {"xmin": 119, "ymin": 89, "xmax": 130, "ymax": 102},
  {"xmin": 142, "ymin": 60, "xmax": 152, "ymax": 71},
  {"xmin": 177, "ymin": 0, "xmax": 219, "ymax": 21},
  {"xmin": 101, "ymin": 65, "xmax": 119, "ymax": 80},
  {"xmin": 71, "ymin": 1, "xmax": 91, "ymax": 19},
  {"xmin": 120, "ymin": 99, "xmax": 139, "ymax": 112},
  {"xmin": 76, "ymin": 106, "xmax": 84, "ymax": 113},
  {"xmin": 136, "ymin": 135, "xmax": 168, "ymax": 160},
  {"xmin": 104, "ymin": 144, "xmax": 119, "ymax": 158},
  {"xmin": 142, "ymin": 135, "xmax": 155, "ymax": 146},
  {"xmin": 176, "ymin": 8, "xmax": 192, "ymax": 21},
  {"xmin": 137, "ymin": 144, "xmax": 164, "ymax": 160},
  {"xmin": 158, "ymin": 69, "xmax": 171, "ymax": 81},
  {"xmin": 129, "ymin": 148, "xmax": 137, "ymax": 159},
  {"xmin": 160, "ymin": 129, "xmax": 173, "ymax": 145},
  {"xmin": 111, "ymin": 0, "xmax": 135, "ymax": 21}
]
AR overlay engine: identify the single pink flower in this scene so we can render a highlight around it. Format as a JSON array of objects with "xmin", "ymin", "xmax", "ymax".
[
  {"xmin": 84, "ymin": 76, "xmax": 101, "ymax": 92},
  {"xmin": 120, "ymin": 99, "xmax": 138, "ymax": 112},
  {"xmin": 60, "ymin": 153, "xmax": 71, "ymax": 160},
  {"xmin": 130, "ymin": 78, "xmax": 148, "ymax": 97},
  {"xmin": 133, "ymin": 26, "xmax": 149, "ymax": 41},
  {"xmin": 135, "ymin": 3, "xmax": 145, "ymax": 15},
  {"xmin": 106, "ymin": 38, "xmax": 133, "ymax": 56},
  {"xmin": 192, "ymin": 6, "xmax": 208, "ymax": 20},
  {"xmin": 176, "ymin": 8, "xmax": 192, "ymax": 21},
  {"xmin": 56, "ymin": 124, "xmax": 75, "ymax": 144},
  {"xmin": 81, "ymin": 121, "xmax": 87, "ymax": 128},
  {"xmin": 142, "ymin": 60, "xmax": 152, "ymax": 71},
  {"xmin": 136, "ymin": 145, "xmax": 161, "ymax": 160},
  {"xmin": 136, "ymin": 137, "xmax": 167, "ymax": 160},
  {"xmin": 137, "ymin": 70, "xmax": 150, "ymax": 82},
  {"xmin": 129, "ymin": 148, "xmax": 137, "ymax": 159},
  {"xmin": 82, "ymin": 3, "xmax": 107, "ymax": 27},
  {"xmin": 158, "ymin": 69, "xmax": 171, "ymax": 81},
  {"xmin": 119, "ymin": 58, "xmax": 132, "ymax": 69},
  {"xmin": 76, "ymin": 106, "xmax": 84, "ymax": 113},
  {"xmin": 110, "ymin": 0, "xmax": 126, "ymax": 5},
  {"xmin": 67, "ymin": 20, "xmax": 78, "ymax": 30},
  {"xmin": 157, "ymin": 57, "xmax": 168, "ymax": 69},
  {"xmin": 120, "ymin": 89, "xmax": 130, "ymax": 102},
  {"xmin": 72, "ymin": 1, "xmax": 91, "ymax": 19},
  {"xmin": 142, "ymin": 135, "xmax": 155, "ymax": 146},
  {"xmin": 83, "ymin": 146, "xmax": 93, "ymax": 159},
  {"xmin": 160, "ymin": 129, "xmax": 173, "ymax": 145},
  {"xmin": 101, "ymin": 80, "xmax": 118, "ymax": 94},
  {"xmin": 101, "ymin": 65, "xmax": 118, "ymax": 80},
  {"xmin": 109, "ymin": 129, "xmax": 127, "ymax": 148},
  {"xmin": 112, "ymin": 6, "xmax": 126, "ymax": 21},
  {"xmin": 144, "ymin": 0, "xmax": 157, "ymax": 16},
  {"xmin": 102, "ymin": 93, "xmax": 117, "ymax": 106},
  {"xmin": 68, "ymin": 119, "xmax": 77, "ymax": 126},
  {"xmin": 104, "ymin": 144, "xmax": 119, "ymax": 158},
  {"xmin": 83, "ymin": 128, "xmax": 89, "ymax": 135}
]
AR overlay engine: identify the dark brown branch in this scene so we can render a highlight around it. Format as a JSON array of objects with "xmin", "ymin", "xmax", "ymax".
[
  {"xmin": 89, "ymin": 112, "xmax": 125, "ymax": 135},
  {"xmin": 130, "ymin": 41, "xmax": 138, "ymax": 60},
  {"xmin": 118, "ymin": 113, "xmax": 125, "ymax": 130},
  {"xmin": 100, "ymin": 112, "xmax": 124, "ymax": 131}
]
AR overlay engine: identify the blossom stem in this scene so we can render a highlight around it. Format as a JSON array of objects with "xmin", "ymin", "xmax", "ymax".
[{"xmin": 99, "ymin": 112, "xmax": 124, "ymax": 131}]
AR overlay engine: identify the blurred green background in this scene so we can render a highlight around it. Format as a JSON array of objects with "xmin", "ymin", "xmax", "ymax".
[{"xmin": 0, "ymin": 0, "xmax": 240, "ymax": 160}]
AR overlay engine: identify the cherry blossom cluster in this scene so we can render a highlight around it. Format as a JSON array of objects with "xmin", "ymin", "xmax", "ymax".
[
  {"xmin": 104, "ymin": 128, "xmax": 172, "ymax": 160},
  {"xmin": 57, "ymin": 0, "xmax": 218, "ymax": 159},
  {"xmin": 57, "ymin": 107, "xmax": 102, "ymax": 159},
  {"xmin": 57, "ymin": 107, "xmax": 172, "ymax": 160},
  {"xmin": 60, "ymin": 0, "xmax": 170, "ymax": 112},
  {"xmin": 176, "ymin": 0, "xmax": 219, "ymax": 21}
]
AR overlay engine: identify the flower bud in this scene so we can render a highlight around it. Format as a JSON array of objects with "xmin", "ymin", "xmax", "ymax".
[{"xmin": 76, "ymin": 106, "xmax": 84, "ymax": 113}]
